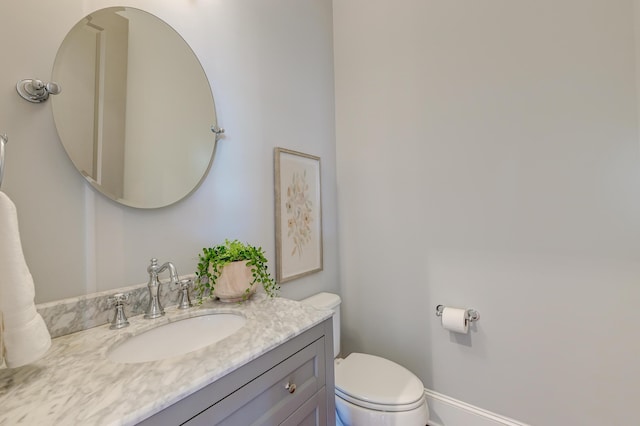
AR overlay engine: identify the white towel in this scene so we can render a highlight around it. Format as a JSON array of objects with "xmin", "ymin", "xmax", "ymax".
[{"xmin": 0, "ymin": 191, "xmax": 51, "ymax": 368}]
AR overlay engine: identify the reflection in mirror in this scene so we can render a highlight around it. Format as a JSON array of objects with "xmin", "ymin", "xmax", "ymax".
[{"xmin": 51, "ymin": 7, "xmax": 218, "ymax": 208}]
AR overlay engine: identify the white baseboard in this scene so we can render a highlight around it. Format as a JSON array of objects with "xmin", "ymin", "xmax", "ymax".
[{"xmin": 425, "ymin": 389, "xmax": 530, "ymax": 426}]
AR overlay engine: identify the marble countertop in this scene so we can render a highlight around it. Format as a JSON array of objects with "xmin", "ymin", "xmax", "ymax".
[{"xmin": 0, "ymin": 295, "xmax": 332, "ymax": 426}]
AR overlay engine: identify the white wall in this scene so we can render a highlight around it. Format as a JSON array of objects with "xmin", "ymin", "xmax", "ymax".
[
  {"xmin": 334, "ymin": 1, "xmax": 640, "ymax": 425},
  {"xmin": 0, "ymin": 0, "xmax": 338, "ymax": 303}
]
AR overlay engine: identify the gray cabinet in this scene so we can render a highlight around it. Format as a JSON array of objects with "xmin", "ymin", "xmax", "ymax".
[{"xmin": 138, "ymin": 318, "xmax": 335, "ymax": 426}]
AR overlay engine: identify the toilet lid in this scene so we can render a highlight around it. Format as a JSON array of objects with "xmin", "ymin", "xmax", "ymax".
[{"xmin": 334, "ymin": 353, "xmax": 425, "ymax": 411}]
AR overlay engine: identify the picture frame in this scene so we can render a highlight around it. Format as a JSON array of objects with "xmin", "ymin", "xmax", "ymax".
[{"xmin": 274, "ymin": 148, "xmax": 323, "ymax": 283}]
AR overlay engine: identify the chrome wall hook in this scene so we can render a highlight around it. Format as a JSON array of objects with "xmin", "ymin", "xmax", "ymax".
[{"xmin": 16, "ymin": 79, "xmax": 61, "ymax": 103}]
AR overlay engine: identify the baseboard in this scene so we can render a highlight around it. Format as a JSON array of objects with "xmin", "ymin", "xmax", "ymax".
[{"xmin": 425, "ymin": 389, "xmax": 530, "ymax": 426}]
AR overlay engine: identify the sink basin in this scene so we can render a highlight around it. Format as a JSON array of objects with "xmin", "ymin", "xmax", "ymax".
[{"xmin": 107, "ymin": 313, "xmax": 246, "ymax": 363}]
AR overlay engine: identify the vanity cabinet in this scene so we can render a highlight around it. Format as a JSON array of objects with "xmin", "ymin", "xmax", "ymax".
[{"xmin": 137, "ymin": 318, "xmax": 335, "ymax": 426}]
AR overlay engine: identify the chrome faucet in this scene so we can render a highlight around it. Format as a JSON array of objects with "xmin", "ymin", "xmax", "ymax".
[{"xmin": 145, "ymin": 258, "xmax": 179, "ymax": 319}]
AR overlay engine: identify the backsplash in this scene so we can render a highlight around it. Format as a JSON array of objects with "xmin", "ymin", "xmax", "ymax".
[{"xmin": 36, "ymin": 275, "xmax": 196, "ymax": 338}]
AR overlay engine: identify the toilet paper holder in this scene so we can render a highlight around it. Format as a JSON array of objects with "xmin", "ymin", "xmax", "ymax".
[{"xmin": 435, "ymin": 305, "xmax": 480, "ymax": 322}]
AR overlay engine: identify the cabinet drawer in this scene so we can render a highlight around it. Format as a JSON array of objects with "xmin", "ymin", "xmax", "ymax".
[
  {"xmin": 281, "ymin": 388, "xmax": 327, "ymax": 426},
  {"xmin": 185, "ymin": 338, "xmax": 325, "ymax": 426}
]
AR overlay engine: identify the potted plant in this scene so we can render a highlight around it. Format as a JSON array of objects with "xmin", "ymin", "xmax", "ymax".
[{"xmin": 195, "ymin": 239, "xmax": 279, "ymax": 302}]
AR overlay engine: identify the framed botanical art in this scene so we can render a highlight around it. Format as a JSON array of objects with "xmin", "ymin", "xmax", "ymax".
[{"xmin": 274, "ymin": 148, "xmax": 323, "ymax": 283}]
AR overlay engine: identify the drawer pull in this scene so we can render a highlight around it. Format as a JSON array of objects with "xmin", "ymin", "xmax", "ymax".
[{"xmin": 285, "ymin": 383, "xmax": 296, "ymax": 394}]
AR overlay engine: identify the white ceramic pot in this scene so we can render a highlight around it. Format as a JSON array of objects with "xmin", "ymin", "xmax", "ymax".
[{"xmin": 209, "ymin": 261, "xmax": 256, "ymax": 302}]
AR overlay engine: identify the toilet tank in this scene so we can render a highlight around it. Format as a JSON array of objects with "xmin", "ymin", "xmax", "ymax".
[{"xmin": 301, "ymin": 292, "xmax": 341, "ymax": 358}]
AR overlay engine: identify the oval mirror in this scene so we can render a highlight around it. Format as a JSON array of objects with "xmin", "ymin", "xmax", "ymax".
[{"xmin": 51, "ymin": 7, "xmax": 218, "ymax": 208}]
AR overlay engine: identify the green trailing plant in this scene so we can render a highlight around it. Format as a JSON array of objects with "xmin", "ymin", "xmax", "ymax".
[{"xmin": 195, "ymin": 239, "xmax": 279, "ymax": 301}]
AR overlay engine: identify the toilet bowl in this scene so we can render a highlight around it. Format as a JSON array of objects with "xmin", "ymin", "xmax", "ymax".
[
  {"xmin": 334, "ymin": 352, "xmax": 429, "ymax": 426},
  {"xmin": 301, "ymin": 293, "xmax": 429, "ymax": 426}
]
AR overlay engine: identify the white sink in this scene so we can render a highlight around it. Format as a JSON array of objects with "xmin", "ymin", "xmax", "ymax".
[{"xmin": 107, "ymin": 313, "xmax": 246, "ymax": 364}]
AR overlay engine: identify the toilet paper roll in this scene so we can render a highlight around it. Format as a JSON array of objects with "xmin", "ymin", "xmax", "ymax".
[{"xmin": 441, "ymin": 307, "xmax": 468, "ymax": 334}]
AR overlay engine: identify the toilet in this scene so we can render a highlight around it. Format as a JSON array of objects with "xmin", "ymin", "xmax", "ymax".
[{"xmin": 302, "ymin": 292, "xmax": 429, "ymax": 426}]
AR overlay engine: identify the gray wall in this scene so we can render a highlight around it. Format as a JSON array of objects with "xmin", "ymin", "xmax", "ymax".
[
  {"xmin": 5, "ymin": 0, "xmax": 640, "ymax": 424},
  {"xmin": 334, "ymin": 1, "xmax": 640, "ymax": 425},
  {"xmin": 0, "ymin": 0, "xmax": 338, "ymax": 303}
]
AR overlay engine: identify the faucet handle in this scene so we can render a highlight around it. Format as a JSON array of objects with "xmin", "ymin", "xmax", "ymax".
[
  {"xmin": 108, "ymin": 293, "xmax": 130, "ymax": 329},
  {"xmin": 177, "ymin": 278, "xmax": 193, "ymax": 309},
  {"xmin": 108, "ymin": 292, "xmax": 130, "ymax": 307}
]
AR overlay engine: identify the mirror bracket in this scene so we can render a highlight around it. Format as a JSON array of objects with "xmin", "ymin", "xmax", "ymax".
[
  {"xmin": 17, "ymin": 79, "xmax": 61, "ymax": 103},
  {"xmin": 211, "ymin": 124, "xmax": 225, "ymax": 141}
]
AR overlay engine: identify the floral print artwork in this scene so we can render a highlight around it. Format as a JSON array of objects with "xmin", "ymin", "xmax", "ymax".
[
  {"xmin": 275, "ymin": 148, "xmax": 322, "ymax": 283},
  {"xmin": 286, "ymin": 169, "xmax": 313, "ymax": 257}
]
